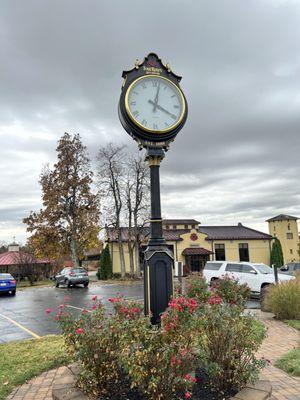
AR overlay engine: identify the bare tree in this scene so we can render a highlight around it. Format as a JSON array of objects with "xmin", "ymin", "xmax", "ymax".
[
  {"xmin": 13, "ymin": 249, "xmax": 40, "ymax": 284},
  {"xmin": 97, "ymin": 143, "xmax": 126, "ymax": 278},
  {"xmin": 125, "ymin": 155, "xmax": 150, "ymax": 277}
]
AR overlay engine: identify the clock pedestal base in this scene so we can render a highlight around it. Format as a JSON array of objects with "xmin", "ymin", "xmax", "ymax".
[{"xmin": 144, "ymin": 148, "xmax": 174, "ymax": 325}]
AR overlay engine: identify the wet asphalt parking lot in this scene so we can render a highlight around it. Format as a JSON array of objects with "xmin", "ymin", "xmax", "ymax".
[{"xmin": 0, "ymin": 282, "xmax": 260, "ymax": 343}]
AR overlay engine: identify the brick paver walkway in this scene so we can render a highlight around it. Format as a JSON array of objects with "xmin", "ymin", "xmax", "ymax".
[
  {"xmin": 252, "ymin": 310, "xmax": 300, "ymax": 400},
  {"xmin": 6, "ymin": 311, "xmax": 300, "ymax": 400},
  {"xmin": 6, "ymin": 367, "xmax": 68, "ymax": 400}
]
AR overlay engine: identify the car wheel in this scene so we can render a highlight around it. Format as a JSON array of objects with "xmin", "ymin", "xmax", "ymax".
[
  {"xmin": 65, "ymin": 279, "xmax": 72, "ymax": 288},
  {"xmin": 210, "ymin": 277, "xmax": 219, "ymax": 286},
  {"xmin": 11, "ymin": 290, "xmax": 16, "ymax": 296},
  {"xmin": 83, "ymin": 282, "xmax": 89, "ymax": 288},
  {"xmin": 260, "ymin": 284, "xmax": 271, "ymax": 311},
  {"xmin": 55, "ymin": 281, "xmax": 60, "ymax": 288}
]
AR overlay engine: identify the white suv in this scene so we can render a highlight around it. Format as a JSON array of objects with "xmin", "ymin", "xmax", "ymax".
[{"xmin": 203, "ymin": 261, "xmax": 294, "ymax": 297}]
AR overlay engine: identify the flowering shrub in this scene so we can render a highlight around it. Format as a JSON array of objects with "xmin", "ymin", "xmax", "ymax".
[
  {"xmin": 56, "ymin": 298, "xmax": 132, "ymax": 397},
  {"xmin": 211, "ymin": 274, "xmax": 251, "ymax": 308},
  {"xmin": 185, "ymin": 273, "xmax": 210, "ymax": 304},
  {"xmin": 55, "ymin": 295, "xmax": 199, "ymax": 399},
  {"xmin": 196, "ymin": 304, "xmax": 266, "ymax": 391},
  {"xmin": 119, "ymin": 295, "xmax": 199, "ymax": 399},
  {"xmin": 53, "ymin": 288, "xmax": 266, "ymax": 399}
]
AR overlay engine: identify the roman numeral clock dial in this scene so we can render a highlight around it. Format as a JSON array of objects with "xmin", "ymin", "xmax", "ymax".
[{"xmin": 125, "ymin": 75, "xmax": 185, "ymax": 133}]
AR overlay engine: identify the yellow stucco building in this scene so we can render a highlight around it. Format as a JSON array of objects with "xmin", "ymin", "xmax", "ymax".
[
  {"xmin": 266, "ymin": 214, "xmax": 299, "ymax": 264},
  {"xmin": 106, "ymin": 218, "xmax": 276, "ymax": 274}
]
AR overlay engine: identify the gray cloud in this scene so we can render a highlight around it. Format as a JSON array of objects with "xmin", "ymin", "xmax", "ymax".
[{"xmin": 0, "ymin": 0, "xmax": 300, "ymax": 242}]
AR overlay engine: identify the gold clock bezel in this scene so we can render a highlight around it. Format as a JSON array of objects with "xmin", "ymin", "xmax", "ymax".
[{"xmin": 125, "ymin": 74, "xmax": 186, "ymax": 134}]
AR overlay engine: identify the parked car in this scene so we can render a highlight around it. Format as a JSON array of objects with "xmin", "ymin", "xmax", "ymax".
[
  {"xmin": 203, "ymin": 261, "xmax": 294, "ymax": 297},
  {"xmin": 280, "ymin": 262, "xmax": 300, "ymax": 276},
  {"xmin": 55, "ymin": 267, "xmax": 89, "ymax": 288},
  {"xmin": 0, "ymin": 273, "xmax": 16, "ymax": 295}
]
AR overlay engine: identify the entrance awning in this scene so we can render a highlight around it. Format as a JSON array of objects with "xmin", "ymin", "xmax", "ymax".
[{"xmin": 182, "ymin": 247, "xmax": 213, "ymax": 256}]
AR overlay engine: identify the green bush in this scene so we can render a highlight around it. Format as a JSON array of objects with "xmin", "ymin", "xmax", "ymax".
[
  {"xmin": 211, "ymin": 274, "xmax": 251, "ymax": 308},
  {"xmin": 96, "ymin": 244, "xmax": 112, "ymax": 280},
  {"xmin": 264, "ymin": 275, "xmax": 300, "ymax": 319},
  {"xmin": 196, "ymin": 304, "xmax": 266, "ymax": 391}
]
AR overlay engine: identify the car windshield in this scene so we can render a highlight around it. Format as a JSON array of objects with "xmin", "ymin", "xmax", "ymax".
[
  {"xmin": 72, "ymin": 268, "xmax": 86, "ymax": 273},
  {"xmin": 253, "ymin": 264, "xmax": 273, "ymax": 274},
  {"xmin": 0, "ymin": 273, "xmax": 13, "ymax": 279}
]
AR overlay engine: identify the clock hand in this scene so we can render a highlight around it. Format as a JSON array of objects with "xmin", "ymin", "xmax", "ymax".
[
  {"xmin": 148, "ymin": 100, "xmax": 177, "ymax": 120},
  {"xmin": 153, "ymin": 83, "xmax": 160, "ymax": 112}
]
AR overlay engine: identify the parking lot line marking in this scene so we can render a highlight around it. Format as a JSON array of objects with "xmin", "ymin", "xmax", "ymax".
[{"xmin": 0, "ymin": 313, "xmax": 41, "ymax": 339}]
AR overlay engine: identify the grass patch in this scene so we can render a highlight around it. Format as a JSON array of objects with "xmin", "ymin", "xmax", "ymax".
[
  {"xmin": 275, "ymin": 319, "xmax": 300, "ymax": 377},
  {"xmin": 285, "ymin": 320, "xmax": 300, "ymax": 331},
  {"xmin": 275, "ymin": 347, "xmax": 300, "ymax": 377},
  {"xmin": 17, "ymin": 279, "xmax": 53, "ymax": 290},
  {"xmin": 0, "ymin": 335, "xmax": 69, "ymax": 400}
]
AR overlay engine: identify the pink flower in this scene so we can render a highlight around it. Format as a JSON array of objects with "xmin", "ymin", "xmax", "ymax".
[
  {"xmin": 184, "ymin": 373, "xmax": 191, "ymax": 381},
  {"xmin": 75, "ymin": 328, "xmax": 84, "ymax": 334},
  {"xmin": 92, "ymin": 304, "xmax": 97, "ymax": 310},
  {"xmin": 208, "ymin": 294, "xmax": 222, "ymax": 305},
  {"xmin": 92, "ymin": 295, "xmax": 97, "ymax": 301},
  {"xmin": 108, "ymin": 297, "xmax": 121, "ymax": 303},
  {"xmin": 58, "ymin": 304, "xmax": 65, "ymax": 309},
  {"xmin": 45, "ymin": 308, "xmax": 52, "ymax": 314},
  {"xmin": 185, "ymin": 392, "xmax": 191, "ymax": 399}
]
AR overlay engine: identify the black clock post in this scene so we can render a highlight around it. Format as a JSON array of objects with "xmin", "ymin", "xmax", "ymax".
[{"xmin": 118, "ymin": 53, "xmax": 188, "ymax": 324}]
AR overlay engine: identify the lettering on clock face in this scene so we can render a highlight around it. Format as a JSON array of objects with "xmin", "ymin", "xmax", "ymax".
[{"xmin": 127, "ymin": 76, "xmax": 184, "ymax": 132}]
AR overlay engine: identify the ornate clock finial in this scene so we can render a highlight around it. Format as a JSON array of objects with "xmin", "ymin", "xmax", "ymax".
[
  {"xmin": 134, "ymin": 58, "xmax": 140, "ymax": 69},
  {"xmin": 165, "ymin": 62, "xmax": 171, "ymax": 73}
]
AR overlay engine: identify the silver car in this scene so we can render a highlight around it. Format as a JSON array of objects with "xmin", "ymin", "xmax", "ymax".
[
  {"xmin": 55, "ymin": 267, "xmax": 89, "ymax": 288},
  {"xmin": 280, "ymin": 263, "xmax": 300, "ymax": 276}
]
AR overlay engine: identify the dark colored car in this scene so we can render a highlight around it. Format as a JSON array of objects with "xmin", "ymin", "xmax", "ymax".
[
  {"xmin": 280, "ymin": 262, "xmax": 300, "ymax": 276},
  {"xmin": 0, "ymin": 273, "xmax": 16, "ymax": 295},
  {"xmin": 55, "ymin": 267, "xmax": 89, "ymax": 288}
]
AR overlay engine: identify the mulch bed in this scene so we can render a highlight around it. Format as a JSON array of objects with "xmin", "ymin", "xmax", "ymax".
[{"xmin": 97, "ymin": 369, "xmax": 238, "ymax": 400}]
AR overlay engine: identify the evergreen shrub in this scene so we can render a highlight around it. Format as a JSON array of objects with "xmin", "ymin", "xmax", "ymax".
[{"xmin": 97, "ymin": 244, "xmax": 112, "ymax": 280}]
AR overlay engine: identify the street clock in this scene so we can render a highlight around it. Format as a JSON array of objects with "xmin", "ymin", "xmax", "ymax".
[
  {"xmin": 118, "ymin": 53, "xmax": 188, "ymax": 147},
  {"xmin": 118, "ymin": 53, "xmax": 188, "ymax": 324}
]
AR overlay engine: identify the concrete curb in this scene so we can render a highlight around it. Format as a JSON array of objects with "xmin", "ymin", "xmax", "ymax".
[{"xmin": 52, "ymin": 365, "xmax": 272, "ymax": 400}]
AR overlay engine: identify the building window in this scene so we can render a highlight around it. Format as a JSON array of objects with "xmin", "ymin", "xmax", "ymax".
[
  {"xmin": 184, "ymin": 224, "xmax": 188, "ymax": 229},
  {"xmin": 166, "ymin": 225, "xmax": 169, "ymax": 230},
  {"xmin": 173, "ymin": 225, "xmax": 177, "ymax": 230},
  {"xmin": 215, "ymin": 243, "xmax": 225, "ymax": 261},
  {"xmin": 274, "ymin": 226, "xmax": 276, "ymax": 231},
  {"xmin": 239, "ymin": 243, "xmax": 249, "ymax": 262},
  {"xmin": 290, "ymin": 249, "xmax": 293, "ymax": 254},
  {"xmin": 288, "ymin": 223, "xmax": 290, "ymax": 230},
  {"xmin": 191, "ymin": 225, "xmax": 195, "ymax": 229},
  {"xmin": 287, "ymin": 233, "xmax": 293, "ymax": 239}
]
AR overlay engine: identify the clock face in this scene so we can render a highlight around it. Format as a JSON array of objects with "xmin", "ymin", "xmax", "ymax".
[{"xmin": 125, "ymin": 75, "xmax": 185, "ymax": 133}]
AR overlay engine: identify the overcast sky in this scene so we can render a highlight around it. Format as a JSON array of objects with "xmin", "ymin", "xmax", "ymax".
[{"xmin": 1, "ymin": 0, "xmax": 300, "ymax": 243}]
